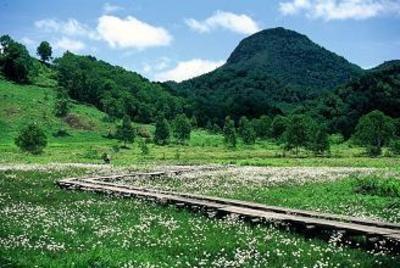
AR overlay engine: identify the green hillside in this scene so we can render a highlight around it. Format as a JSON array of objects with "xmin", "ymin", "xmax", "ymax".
[
  {"xmin": 171, "ymin": 27, "xmax": 364, "ymax": 125},
  {"xmin": 0, "ymin": 76, "xmax": 111, "ymax": 143}
]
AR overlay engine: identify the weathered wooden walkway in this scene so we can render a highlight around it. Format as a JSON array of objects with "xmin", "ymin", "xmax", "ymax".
[{"xmin": 57, "ymin": 171, "xmax": 400, "ymax": 251}]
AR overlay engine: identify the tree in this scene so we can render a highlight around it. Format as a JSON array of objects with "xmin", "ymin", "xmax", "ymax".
[
  {"xmin": 37, "ymin": 41, "xmax": 52, "ymax": 63},
  {"xmin": 116, "ymin": 115, "xmax": 135, "ymax": 147},
  {"xmin": 252, "ymin": 115, "xmax": 272, "ymax": 139},
  {"xmin": 352, "ymin": 110, "xmax": 395, "ymax": 156},
  {"xmin": 307, "ymin": 125, "xmax": 330, "ymax": 156},
  {"xmin": 271, "ymin": 115, "xmax": 289, "ymax": 139},
  {"xmin": 238, "ymin": 116, "xmax": 256, "ymax": 145},
  {"xmin": 138, "ymin": 138, "xmax": 150, "ymax": 155},
  {"xmin": 0, "ymin": 35, "xmax": 33, "ymax": 83},
  {"xmin": 54, "ymin": 90, "xmax": 69, "ymax": 117},
  {"xmin": 223, "ymin": 116, "xmax": 237, "ymax": 148},
  {"xmin": 154, "ymin": 117, "xmax": 170, "ymax": 145},
  {"xmin": 190, "ymin": 115, "xmax": 198, "ymax": 129},
  {"xmin": 282, "ymin": 114, "xmax": 311, "ymax": 154},
  {"xmin": 15, "ymin": 123, "xmax": 47, "ymax": 154},
  {"xmin": 173, "ymin": 114, "xmax": 191, "ymax": 144}
]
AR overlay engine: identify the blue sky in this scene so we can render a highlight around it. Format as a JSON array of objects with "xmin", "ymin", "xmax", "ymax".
[{"xmin": 1, "ymin": 0, "xmax": 400, "ymax": 82}]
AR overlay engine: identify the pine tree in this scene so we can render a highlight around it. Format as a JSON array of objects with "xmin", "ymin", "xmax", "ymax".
[
  {"xmin": 116, "ymin": 115, "xmax": 135, "ymax": 147},
  {"xmin": 154, "ymin": 117, "xmax": 170, "ymax": 145},
  {"xmin": 173, "ymin": 114, "xmax": 191, "ymax": 144}
]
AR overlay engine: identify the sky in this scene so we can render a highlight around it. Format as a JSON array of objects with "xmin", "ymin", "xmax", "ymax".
[{"xmin": 1, "ymin": 0, "xmax": 400, "ymax": 82}]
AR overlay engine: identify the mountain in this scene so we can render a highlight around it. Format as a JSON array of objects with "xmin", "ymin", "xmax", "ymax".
[
  {"xmin": 170, "ymin": 27, "xmax": 364, "ymax": 125},
  {"xmin": 226, "ymin": 27, "xmax": 363, "ymax": 90}
]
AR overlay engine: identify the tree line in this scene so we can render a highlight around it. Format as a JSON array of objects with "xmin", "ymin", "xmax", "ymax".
[{"xmin": 2, "ymin": 34, "xmax": 400, "ymax": 158}]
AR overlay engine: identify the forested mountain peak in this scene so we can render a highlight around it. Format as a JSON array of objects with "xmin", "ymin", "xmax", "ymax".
[
  {"xmin": 171, "ymin": 27, "xmax": 365, "ymax": 125},
  {"xmin": 224, "ymin": 27, "xmax": 363, "ymax": 89}
]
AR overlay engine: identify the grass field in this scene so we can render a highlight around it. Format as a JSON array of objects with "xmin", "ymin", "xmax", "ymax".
[
  {"xmin": 115, "ymin": 166, "xmax": 400, "ymax": 223},
  {"xmin": 2, "ymin": 76, "xmax": 400, "ymax": 267},
  {"xmin": 1, "ymin": 167, "xmax": 400, "ymax": 267}
]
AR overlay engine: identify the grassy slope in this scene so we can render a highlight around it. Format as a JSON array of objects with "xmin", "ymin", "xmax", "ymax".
[{"xmin": 0, "ymin": 77, "xmax": 112, "ymax": 144}]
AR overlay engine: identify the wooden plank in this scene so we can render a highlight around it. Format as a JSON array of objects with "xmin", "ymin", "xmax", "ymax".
[
  {"xmin": 75, "ymin": 179, "xmax": 400, "ymax": 231},
  {"xmin": 57, "ymin": 179, "xmax": 400, "ymax": 244}
]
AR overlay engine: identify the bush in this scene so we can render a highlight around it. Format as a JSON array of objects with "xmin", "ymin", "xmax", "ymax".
[
  {"xmin": 15, "ymin": 123, "xmax": 47, "ymax": 154},
  {"xmin": 138, "ymin": 139, "xmax": 149, "ymax": 155},
  {"xmin": 389, "ymin": 139, "xmax": 400, "ymax": 155},
  {"xmin": 354, "ymin": 177, "xmax": 400, "ymax": 198},
  {"xmin": 329, "ymin": 134, "xmax": 344, "ymax": 145},
  {"xmin": 53, "ymin": 128, "xmax": 70, "ymax": 137},
  {"xmin": 83, "ymin": 147, "xmax": 99, "ymax": 159},
  {"xmin": 223, "ymin": 116, "xmax": 236, "ymax": 148},
  {"xmin": 137, "ymin": 127, "xmax": 151, "ymax": 139}
]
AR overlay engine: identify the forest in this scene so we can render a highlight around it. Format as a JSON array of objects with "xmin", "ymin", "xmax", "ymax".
[{"xmin": 1, "ymin": 28, "xmax": 400, "ymax": 158}]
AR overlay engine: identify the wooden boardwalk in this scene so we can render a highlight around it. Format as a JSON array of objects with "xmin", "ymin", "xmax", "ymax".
[{"xmin": 57, "ymin": 172, "xmax": 400, "ymax": 251}]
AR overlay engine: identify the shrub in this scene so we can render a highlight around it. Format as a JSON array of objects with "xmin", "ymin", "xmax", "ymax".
[
  {"xmin": 139, "ymin": 139, "xmax": 149, "ymax": 155},
  {"xmin": 223, "ymin": 116, "xmax": 236, "ymax": 148},
  {"xmin": 137, "ymin": 126, "xmax": 151, "ymax": 139},
  {"xmin": 15, "ymin": 123, "xmax": 47, "ymax": 154},
  {"xmin": 83, "ymin": 147, "xmax": 99, "ymax": 159},
  {"xmin": 389, "ymin": 139, "xmax": 400, "ymax": 155},
  {"xmin": 53, "ymin": 128, "xmax": 70, "ymax": 137},
  {"xmin": 354, "ymin": 177, "xmax": 400, "ymax": 198}
]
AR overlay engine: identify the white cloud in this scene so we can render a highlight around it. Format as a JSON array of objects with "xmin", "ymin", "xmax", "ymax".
[
  {"xmin": 142, "ymin": 57, "xmax": 171, "ymax": 74},
  {"xmin": 21, "ymin": 37, "xmax": 35, "ymax": 46},
  {"xmin": 279, "ymin": 0, "xmax": 400, "ymax": 20},
  {"xmin": 103, "ymin": 3, "xmax": 123, "ymax": 14},
  {"xmin": 185, "ymin": 10, "xmax": 260, "ymax": 35},
  {"xmin": 35, "ymin": 18, "xmax": 99, "ymax": 39},
  {"xmin": 155, "ymin": 59, "xmax": 224, "ymax": 82},
  {"xmin": 97, "ymin": 15, "xmax": 172, "ymax": 49},
  {"xmin": 55, "ymin": 37, "xmax": 85, "ymax": 52}
]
